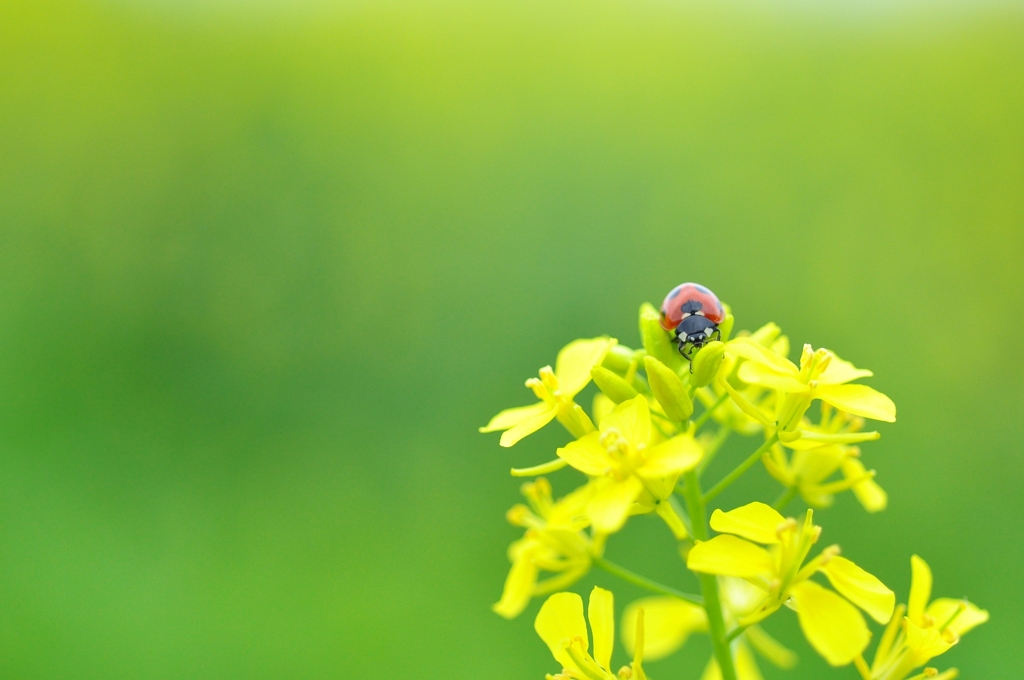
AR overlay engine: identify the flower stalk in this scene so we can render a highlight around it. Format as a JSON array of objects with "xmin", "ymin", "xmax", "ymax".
[
  {"xmin": 703, "ymin": 434, "xmax": 779, "ymax": 504},
  {"xmin": 591, "ymin": 555, "xmax": 702, "ymax": 605},
  {"xmin": 681, "ymin": 468, "xmax": 738, "ymax": 680}
]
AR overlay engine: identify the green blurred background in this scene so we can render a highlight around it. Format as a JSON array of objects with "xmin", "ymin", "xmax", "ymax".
[{"xmin": 1, "ymin": 0, "xmax": 1021, "ymax": 677}]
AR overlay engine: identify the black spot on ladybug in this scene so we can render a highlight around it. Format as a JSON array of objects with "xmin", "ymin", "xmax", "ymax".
[
  {"xmin": 693, "ymin": 284, "xmax": 710, "ymax": 293},
  {"xmin": 668, "ymin": 286, "xmax": 683, "ymax": 300},
  {"xmin": 681, "ymin": 299, "xmax": 703, "ymax": 314}
]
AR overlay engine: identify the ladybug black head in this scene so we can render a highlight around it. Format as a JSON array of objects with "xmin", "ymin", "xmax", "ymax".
[{"xmin": 674, "ymin": 315, "xmax": 721, "ymax": 361}]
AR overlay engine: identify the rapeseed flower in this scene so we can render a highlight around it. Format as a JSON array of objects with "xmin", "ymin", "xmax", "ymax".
[
  {"xmin": 763, "ymin": 405, "xmax": 888, "ymax": 512},
  {"xmin": 621, "ymin": 577, "xmax": 797, "ymax": 680},
  {"xmin": 535, "ymin": 586, "xmax": 647, "ymax": 680},
  {"xmin": 866, "ymin": 556, "xmax": 988, "ymax": 680},
  {"xmin": 494, "ymin": 478, "xmax": 598, "ymax": 619},
  {"xmin": 724, "ymin": 340, "xmax": 895, "ymax": 436},
  {"xmin": 481, "ymin": 337, "xmax": 617, "ymax": 447},
  {"xmin": 696, "ymin": 323, "xmax": 788, "ymax": 436},
  {"xmin": 557, "ymin": 395, "xmax": 702, "ymax": 535},
  {"xmin": 688, "ymin": 502, "xmax": 894, "ymax": 666},
  {"xmin": 482, "ymin": 291, "xmax": 989, "ymax": 680}
]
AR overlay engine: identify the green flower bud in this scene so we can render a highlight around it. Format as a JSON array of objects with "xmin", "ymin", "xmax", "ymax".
[
  {"xmin": 690, "ymin": 340, "xmax": 726, "ymax": 388},
  {"xmin": 601, "ymin": 344, "xmax": 635, "ymax": 374},
  {"xmin": 644, "ymin": 356, "xmax": 693, "ymax": 422},
  {"xmin": 639, "ymin": 303, "xmax": 685, "ymax": 374},
  {"xmin": 590, "ymin": 366, "xmax": 639, "ymax": 404},
  {"xmin": 718, "ymin": 313, "xmax": 735, "ymax": 343}
]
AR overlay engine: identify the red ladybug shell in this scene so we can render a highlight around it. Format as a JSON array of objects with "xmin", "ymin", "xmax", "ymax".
[{"xmin": 659, "ymin": 283, "xmax": 725, "ymax": 331}]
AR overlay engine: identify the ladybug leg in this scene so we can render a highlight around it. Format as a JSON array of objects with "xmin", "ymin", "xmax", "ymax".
[
  {"xmin": 709, "ymin": 327, "xmax": 722, "ymax": 343},
  {"xmin": 679, "ymin": 341, "xmax": 694, "ymax": 362}
]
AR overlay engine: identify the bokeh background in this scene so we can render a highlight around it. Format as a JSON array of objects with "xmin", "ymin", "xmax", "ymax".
[{"xmin": 1, "ymin": 0, "xmax": 1022, "ymax": 677}]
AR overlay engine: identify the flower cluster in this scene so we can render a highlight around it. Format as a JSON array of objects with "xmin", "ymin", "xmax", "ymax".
[{"xmin": 481, "ymin": 297, "xmax": 987, "ymax": 680}]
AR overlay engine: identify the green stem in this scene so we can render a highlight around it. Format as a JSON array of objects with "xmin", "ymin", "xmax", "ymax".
[
  {"xmin": 681, "ymin": 470, "xmax": 737, "ymax": 680},
  {"xmin": 703, "ymin": 434, "xmax": 780, "ymax": 505},
  {"xmin": 693, "ymin": 391, "xmax": 730, "ymax": 432},
  {"xmin": 772, "ymin": 485, "xmax": 799, "ymax": 512},
  {"xmin": 592, "ymin": 555, "xmax": 702, "ymax": 605}
]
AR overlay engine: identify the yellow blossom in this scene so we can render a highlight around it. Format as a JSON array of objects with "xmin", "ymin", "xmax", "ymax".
[
  {"xmin": 535, "ymin": 587, "xmax": 647, "ymax": 680},
  {"xmin": 687, "ymin": 502, "xmax": 894, "ymax": 666},
  {"xmin": 695, "ymin": 323, "xmax": 789, "ymax": 436},
  {"xmin": 621, "ymin": 578, "xmax": 797, "ymax": 680},
  {"xmin": 724, "ymin": 339, "xmax": 895, "ymax": 436},
  {"xmin": 868, "ymin": 556, "xmax": 988, "ymax": 680},
  {"xmin": 481, "ymin": 337, "xmax": 617, "ymax": 447},
  {"xmin": 557, "ymin": 395, "xmax": 702, "ymax": 535},
  {"xmin": 621, "ymin": 595, "xmax": 706, "ymax": 661},
  {"xmin": 493, "ymin": 478, "xmax": 598, "ymax": 619},
  {"xmin": 762, "ymin": 404, "xmax": 888, "ymax": 512}
]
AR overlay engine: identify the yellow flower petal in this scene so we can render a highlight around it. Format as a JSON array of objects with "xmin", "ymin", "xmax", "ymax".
[
  {"xmin": 558, "ymin": 433, "xmax": 613, "ymax": 476},
  {"xmin": 493, "ymin": 547, "xmax": 539, "ymax": 619},
  {"xmin": 601, "ymin": 396, "xmax": 651, "ymax": 449},
  {"xmin": 791, "ymin": 446, "xmax": 845, "ymax": 486},
  {"xmin": 698, "ymin": 642, "xmax": 764, "ymax": 680},
  {"xmin": 638, "ymin": 434, "xmax": 703, "ymax": 478},
  {"xmin": 737, "ymin": 361, "xmax": 808, "ymax": 392},
  {"xmin": 817, "ymin": 355, "xmax": 873, "ymax": 385},
  {"xmin": 555, "ymin": 337, "xmax": 617, "ymax": 398},
  {"xmin": 535, "ymin": 592, "xmax": 589, "ymax": 671},
  {"xmin": 905, "ymin": 618, "xmax": 955, "ymax": 663},
  {"xmin": 819, "ymin": 556, "xmax": 895, "ymax": 624},
  {"xmin": 727, "ymin": 338, "xmax": 799, "ymax": 376},
  {"xmin": 789, "ymin": 580, "xmax": 870, "ymax": 666},
  {"xmin": 480, "ymin": 401, "xmax": 552, "ymax": 433},
  {"xmin": 588, "ymin": 587, "xmax": 614, "ymax": 671},
  {"xmin": 926, "ymin": 598, "xmax": 989, "ymax": 637},
  {"xmin": 908, "ymin": 555, "xmax": 933, "ymax": 627},
  {"xmin": 735, "ymin": 639, "xmax": 765, "ymax": 680},
  {"xmin": 498, "ymin": 407, "xmax": 557, "ymax": 447},
  {"xmin": 687, "ymin": 535, "xmax": 775, "ymax": 580},
  {"xmin": 592, "ymin": 392, "xmax": 616, "ymax": 427},
  {"xmin": 588, "ymin": 477, "xmax": 644, "ymax": 534},
  {"xmin": 709, "ymin": 502, "xmax": 787, "ymax": 545},
  {"xmin": 814, "ymin": 384, "xmax": 896, "ymax": 423},
  {"xmin": 841, "ymin": 458, "xmax": 888, "ymax": 512},
  {"xmin": 622, "ymin": 596, "xmax": 706, "ymax": 661},
  {"xmin": 700, "ymin": 657, "xmax": 722, "ymax": 680},
  {"xmin": 547, "ymin": 482, "xmax": 598, "ymax": 527},
  {"xmin": 720, "ymin": 577, "xmax": 769, "ymax": 618}
]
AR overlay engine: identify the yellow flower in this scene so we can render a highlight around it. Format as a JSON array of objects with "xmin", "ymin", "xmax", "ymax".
[
  {"xmin": 557, "ymin": 395, "xmax": 702, "ymax": 535},
  {"xmin": 762, "ymin": 405, "xmax": 888, "ymax": 512},
  {"xmin": 620, "ymin": 595, "xmax": 706, "ymax": 662},
  {"xmin": 535, "ymin": 586, "xmax": 647, "ymax": 680},
  {"xmin": 481, "ymin": 337, "xmax": 617, "ymax": 447},
  {"xmin": 724, "ymin": 339, "xmax": 896, "ymax": 435},
  {"xmin": 493, "ymin": 478, "xmax": 597, "ymax": 619},
  {"xmin": 620, "ymin": 578, "xmax": 797, "ymax": 680},
  {"xmin": 687, "ymin": 502, "xmax": 895, "ymax": 666},
  {"xmin": 868, "ymin": 555, "xmax": 988, "ymax": 680},
  {"xmin": 696, "ymin": 323, "xmax": 788, "ymax": 436}
]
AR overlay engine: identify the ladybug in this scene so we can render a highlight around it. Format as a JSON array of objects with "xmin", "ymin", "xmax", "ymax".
[{"xmin": 659, "ymin": 283, "xmax": 725, "ymax": 361}]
